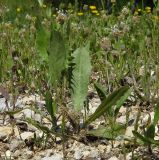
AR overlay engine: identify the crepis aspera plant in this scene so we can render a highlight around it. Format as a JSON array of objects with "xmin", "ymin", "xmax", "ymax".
[{"xmin": 25, "ymin": 12, "xmax": 131, "ymax": 153}]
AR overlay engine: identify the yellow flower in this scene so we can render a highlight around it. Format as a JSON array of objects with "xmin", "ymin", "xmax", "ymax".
[
  {"xmin": 91, "ymin": 10, "xmax": 98, "ymax": 14},
  {"xmin": 96, "ymin": 13, "xmax": 100, "ymax": 16},
  {"xmin": 77, "ymin": 12, "xmax": 84, "ymax": 16},
  {"xmin": 89, "ymin": 5, "xmax": 96, "ymax": 10},
  {"xmin": 145, "ymin": 7, "xmax": 151, "ymax": 10},
  {"xmin": 138, "ymin": 8, "xmax": 141, "ymax": 12},
  {"xmin": 153, "ymin": 16, "xmax": 159, "ymax": 20},
  {"xmin": 134, "ymin": 11, "xmax": 138, "ymax": 15},
  {"xmin": 145, "ymin": 7, "xmax": 151, "ymax": 13},
  {"xmin": 16, "ymin": 8, "xmax": 21, "ymax": 12}
]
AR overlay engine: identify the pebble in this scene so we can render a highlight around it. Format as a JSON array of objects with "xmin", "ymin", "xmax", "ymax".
[
  {"xmin": 41, "ymin": 153, "xmax": 63, "ymax": 160},
  {"xmin": 126, "ymin": 152, "xmax": 132, "ymax": 160},
  {"xmin": 25, "ymin": 150, "xmax": 34, "ymax": 159},
  {"xmin": 108, "ymin": 156, "xmax": 119, "ymax": 160},
  {"xmin": 89, "ymin": 149, "xmax": 100, "ymax": 159},
  {"xmin": 22, "ymin": 108, "xmax": 35, "ymax": 118},
  {"xmin": 9, "ymin": 139, "xmax": 24, "ymax": 152},
  {"xmin": 125, "ymin": 126, "xmax": 134, "ymax": 138},
  {"xmin": 116, "ymin": 115, "xmax": 126, "ymax": 124},
  {"xmin": 98, "ymin": 144, "xmax": 107, "ymax": 153},
  {"xmin": 45, "ymin": 149, "xmax": 53, "ymax": 157},
  {"xmin": 20, "ymin": 131, "xmax": 34, "ymax": 140},
  {"xmin": 0, "ymin": 126, "xmax": 19, "ymax": 141},
  {"xmin": 34, "ymin": 113, "xmax": 42, "ymax": 122},
  {"xmin": 119, "ymin": 106, "xmax": 127, "ymax": 115},
  {"xmin": 74, "ymin": 149, "xmax": 83, "ymax": 159},
  {"xmin": 83, "ymin": 150, "xmax": 90, "ymax": 158},
  {"xmin": 13, "ymin": 150, "xmax": 21, "ymax": 158},
  {"xmin": 0, "ymin": 98, "xmax": 7, "ymax": 111},
  {"xmin": 142, "ymin": 112, "xmax": 154, "ymax": 125},
  {"xmin": 5, "ymin": 150, "xmax": 12, "ymax": 158}
]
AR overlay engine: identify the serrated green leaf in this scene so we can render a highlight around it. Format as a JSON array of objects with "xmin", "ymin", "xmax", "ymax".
[
  {"xmin": 88, "ymin": 123, "xmax": 126, "ymax": 139},
  {"xmin": 72, "ymin": 45, "xmax": 92, "ymax": 111},
  {"xmin": 36, "ymin": 18, "xmax": 49, "ymax": 61},
  {"xmin": 84, "ymin": 86, "xmax": 129, "ymax": 127},
  {"xmin": 48, "ymin": 29, "xmax": 67, "ymax": 86}
]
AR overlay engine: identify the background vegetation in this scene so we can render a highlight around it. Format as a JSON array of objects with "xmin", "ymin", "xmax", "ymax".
[{"xmin": 1, "ymin": 0, "xmax": 159, "ymax": 159}]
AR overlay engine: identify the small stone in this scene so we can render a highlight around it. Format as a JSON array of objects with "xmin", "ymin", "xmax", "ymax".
[
  {"xmin": 13, "ymin": 150, "xmax": 21, "ymax": 158},
  {"xmin": 106, "ymin": 145, "xmax": 111, "ymax": 153},
  {"xmin": 142, "ymin": 112, "xmax": 154, "ymax": 125},
  {"xmin": 83, "ymin": 150, "xmax": 90, "ymax": 158},
  {"xmin": 125, "ymin": 126, "xmax": 134, "ymax": 138},
  {"xmin": 126, "ymin": 152, "xmax": 132, "ymax": 160},
  {"xmin": 74, "ymin": 149, "xmax": 83, "ymax": 160},
  {"xmin": 41, "ymin": 153, "xmax": 63, "ymax": 160},
  {"xmin": 116, "ymin": 115, "xmax": 126, "ymax": 124},
  {"xmin": 22, "ymin": 108, "xmax": 35, "ymax": 118},
  {"xmin": 0, "ymin": 126, "xmax": 19, "ymax": 141},
  {"xmin": 113, "ymin": 141, "xmax": 121, "ymax": 148},
  {"xmin": 5, "ymin": 150, "xmax": 11, "ymax": 158},
  {"xmin": 34, "ymin": 114, "xmax": 42, "ymax": 122},
  {"xmin": 56, "ymin": 137, "xmax": 62, "ymax": 144},
  {"xmin": 89, "ymin": 149, "xmax": 100, "ymax": 158},
  {"xmin": 108, "ymin": 156, "xmax": 119, "ymax": 160},
  {"xmin": 36, "ymin": 101, "xmax": 45, "ymax": 108},
  {"xmin": 9, "ymin": 139, "xmax": 24, "ymax": 152},
  {"xmin": 14, "ymin": 112, "xmax": 24, "ymax": 119},
  {"xmin": 33, "ymin": 155, "xmax": 41, "ymax": 160},
  {"xmin": 154, "ymin": 136, "xmax": 159, "ymax": 140},
  {"xmin": 20, "ymin": 131, "xmax": 34, "ymax": 140},
  {"xmin": 26, "ymin": 150, "xmax": 34, "ymax": 159},
  {"xmin": 98, "ymin": 144, "xmax": 106, "ymax": 153},
  {"xmin": 119, "ymin": 106, "xmax": 126, "ymax": 115},
  {"xmin": 0, "ymin": 98, "xmax": 7, "ymax": 111},
  {"xmin": 45, "ymin": 149, "xmax": 53, "ymax": 157}
]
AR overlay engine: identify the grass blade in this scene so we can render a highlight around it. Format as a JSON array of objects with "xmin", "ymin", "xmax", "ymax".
[{"xmin": 84, "ymin": 86, "xmax": 129, "ymax": 127}]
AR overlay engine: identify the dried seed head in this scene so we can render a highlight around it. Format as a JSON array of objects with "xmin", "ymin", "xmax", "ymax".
[{"xmin": 100, "ymin": 37, "xmax": 112, "ymax": 51}]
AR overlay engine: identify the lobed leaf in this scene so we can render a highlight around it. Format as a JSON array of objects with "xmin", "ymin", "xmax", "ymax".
[
  {"xmin": 36, "ymin": 18, "xmax": 49, "ymax": 61},
  {"xmin": 71, "ymin": 45, "xmax": 92, "ymax": 111},
  {"xmin": 48, "ymin": 29, "xmax": 67, "ymax": 86},
  {"xmin": 87, "ymin": 123, "xmax": 126, "ymax": 139}
]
